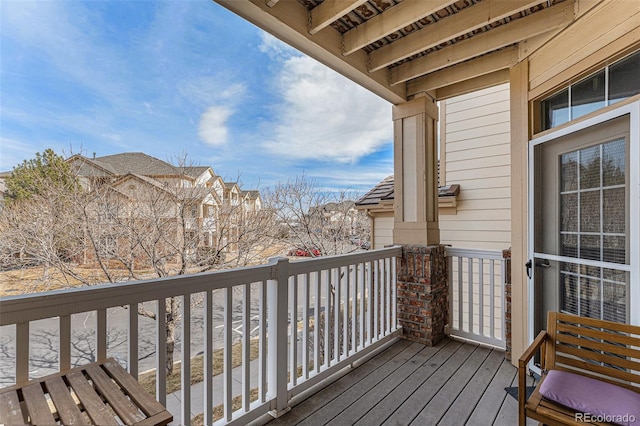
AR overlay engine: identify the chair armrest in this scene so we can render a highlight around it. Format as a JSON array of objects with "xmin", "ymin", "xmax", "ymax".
[
  {"xmin": 518, "ymin": 330, "xmax": 548, "ymax": 426},
  {"xmin": 519, "ymin": 330, "xmax": 548, "ymax": 368}
]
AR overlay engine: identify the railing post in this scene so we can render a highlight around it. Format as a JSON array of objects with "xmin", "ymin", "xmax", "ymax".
[{"xmin": 267, "ymin": 257, "xmax": 291, "ymax": 418}]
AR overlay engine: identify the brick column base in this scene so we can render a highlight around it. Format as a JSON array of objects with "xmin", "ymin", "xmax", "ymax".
[
  {"xmin": 503, "ymin": 248, "xmax": 512, "ymax": 361},
  {"xmin": 396, "ymin": 245, "xmax": 448, "ymax": 346}
]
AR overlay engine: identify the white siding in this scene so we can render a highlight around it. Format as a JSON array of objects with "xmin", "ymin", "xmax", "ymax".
[
  {"xmin": 373, "ymin": 213, "xmax": 394, "ymax": 249},
  {"xmin": 440, "ymin": 83, "xmax": 511, "ymax": 251}
]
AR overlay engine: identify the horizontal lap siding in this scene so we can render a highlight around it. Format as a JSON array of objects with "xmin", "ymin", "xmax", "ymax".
[
  {"xmin": 373, "ymin": 213, "xmax": 394, "ymax": 249},
  {"xmin": 440, "ymin": 84, "xmax": 511, "ymax": 251}
]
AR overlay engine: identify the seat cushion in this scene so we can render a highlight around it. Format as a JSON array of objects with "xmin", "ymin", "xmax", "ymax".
[{"xmin": 539, "ymin": 370, "xmax": 640, "ymax": 425}]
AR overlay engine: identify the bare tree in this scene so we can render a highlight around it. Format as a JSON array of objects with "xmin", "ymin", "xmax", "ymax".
[{"xmin": 262, "ymin": 175, "xmax": 370, "ymax": 257}]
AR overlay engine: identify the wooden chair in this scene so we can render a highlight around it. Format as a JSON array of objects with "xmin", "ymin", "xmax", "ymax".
[
  {"xmin": 518, "ymin": 312, "xmax": 640, "ymax": 426},
  {"xmin": 0, "ymin": 358, "xmax": 172, "ymax": 425}
]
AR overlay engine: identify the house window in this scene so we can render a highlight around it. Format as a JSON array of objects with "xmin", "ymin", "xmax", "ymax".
[{"xmin": 540, "ymin": 50, "xmax": 640, "ymax": 130}]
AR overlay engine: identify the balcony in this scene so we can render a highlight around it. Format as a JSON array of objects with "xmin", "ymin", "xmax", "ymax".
[{"xmin": 0, "ymin": 246, "xmax": 527, "ymax": 425}]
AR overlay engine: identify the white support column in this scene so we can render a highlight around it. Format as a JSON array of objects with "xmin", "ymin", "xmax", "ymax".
[{"xmin": 392, "ymin": 94, "xmax": 440, "ymax": 245}]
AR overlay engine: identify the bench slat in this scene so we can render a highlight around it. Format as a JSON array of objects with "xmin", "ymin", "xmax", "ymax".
[
  {"xmin": 66, "ymin": 369, "xmax": 116, "ymax": 425},
  {"xmin": 556, "ymin": 340, "xmax": 640, "ymax": 373},
  {"xmin": 102, "ymin": 358, "xmax": 165, "ymax": 416},
  {"xmin": 22, "ymin": 383, "xmax": 56, "ymax": 425},
  {"xmin": 45, "ymin": 376, "xmax": 86, "ymax": 425},
  {"xmin": 557, "ymin": 323, "xmax": 640, "ymax": 356},
  {"xmin": 85, "ymin": 364, "xmax": 146, "ymax": 424},
  {"xmin": 0, "ymin": 390, "xmax": 26, "ymax": 425}
]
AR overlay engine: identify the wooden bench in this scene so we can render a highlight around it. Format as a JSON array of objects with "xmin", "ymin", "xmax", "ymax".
[
  {"xmin": 518, "ymin": 312, "xmax": 640, "ymax": 426},
  {"xmin": 0, "ymin": 358, "xmax": 172, "ymax": 425}
]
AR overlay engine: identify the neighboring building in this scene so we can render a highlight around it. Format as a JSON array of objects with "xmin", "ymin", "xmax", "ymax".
[{"xmin": 0, "ymin": 152, "xmax": 262, "ymax": 265}]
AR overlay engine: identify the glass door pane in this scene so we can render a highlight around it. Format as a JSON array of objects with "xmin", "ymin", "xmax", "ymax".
[{"xmin": 534, "ymin": 116, "xmax": 630, "ymax": 325}]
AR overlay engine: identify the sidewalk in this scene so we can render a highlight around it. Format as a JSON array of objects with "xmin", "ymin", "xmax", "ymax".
[{"xmin": 165, "ymin": 358, "xmax": 261, "ymax": 425}]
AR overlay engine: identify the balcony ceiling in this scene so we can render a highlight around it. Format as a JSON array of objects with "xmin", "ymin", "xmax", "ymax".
[{"xmin": 215, "ymin": 0, "xmax": 578, "ymax": 103}]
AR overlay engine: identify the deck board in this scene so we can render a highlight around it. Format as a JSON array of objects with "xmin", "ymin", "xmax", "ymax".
[{"xmin": 265, "ymin": 338, "xmax": 537, "ymax": 425}]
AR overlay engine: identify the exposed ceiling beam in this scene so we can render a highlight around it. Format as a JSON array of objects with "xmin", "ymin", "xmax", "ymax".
[
  {"xmin": 435, "ymin": 70, "xmax": 510, "ymax": 100},
  {"xmin": 214, "ymin": 0, "xmax": 407, "ymax": 104},
  {"xmin": 407, "ymin": 47, "xmax": 518, "ymax": 96},
  {"xmin": 369, "ymin": 0, "xmax": 546, "ymax": 72},
  {"xmin": 390, "ymin": 1, "xmax": 573, "ymax": 85},
  {"xmin": 342, "ymin": 0, "xmax": 457, "ymax": 55},
  {"xmin": 309, "ymin": 0, "xmax": 368, "ymax": 35}
]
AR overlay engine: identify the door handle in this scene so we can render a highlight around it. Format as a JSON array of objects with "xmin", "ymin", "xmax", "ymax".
[{"xmin": 526, "ymin": 259, "xmax": 551, "ymax": 278}]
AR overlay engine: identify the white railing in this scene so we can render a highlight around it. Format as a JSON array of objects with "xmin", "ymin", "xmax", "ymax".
[
  {"xmin": 0, "ymin": 246, "xmax": 402, "ymax": 426},
  {"xmin": 446, "ymin": 247, "xmax": 506, "ymax": 349}
]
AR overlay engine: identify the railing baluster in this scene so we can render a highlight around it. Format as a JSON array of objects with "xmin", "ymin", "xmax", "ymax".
[
  {"xmin": 479, "ymin": 259, "xmax": 484, "ymax": 338},
  {"xmin": 259, "ymin": 281, "xmax": 267, "ymax": 403},
  {"xmin": 457, "ymin": 256, "xmax": 463, "ymax": 332},
  {"xmin": 343, "ymin": 266, "xmax": 348, "ymax": 358},
  {"xmin": 181, "ymin": 294, "xmax": 191, "ymax": 426},
  {"xmin": 156, "ymin": 299, "xmax": 167, "ymax": 407},
  {"xmin": 385, "ymin": 257, "xmax": 391, "ymax": 335},
  {"xmin": 373, "ymin": 260, "xmax": 379, "ymax": 341},
  {"xmin": 351, "ymin": 264, "xmax": 357, "ymax": 352},
  {"xmin": 60, "ymin": 315, "xmax": 71, "ymax": 372},
  {"xmin": 367, "ymin": 261, "xmax": 372, "ymax": 345},
  {"xmin": 489, "ymin": 259, "xmax": 497, "ymax": 338},
  {"xmin": 501, "ymin": 257, "xmax": 506, "ymax": 343},
  {"xmin": 392, "ymin": 256, "xmax": 397, "ymax": 330},
  {"xmin": 128, "ymin": 304, "xmax": 138, "ymax": 377},
  {"xmin": 323, "ymin": 269, "xmax": 330, "ymax": 368},
  {"xmin": 314, "ymin": 271, "xmax": 320, "ymax": 374},
  {"xmin": 358, "ymin": 263, "xmax": 364, "ymax": 350},
  {"xmin": 333, "ymin": 267, "xmax": 340, "ymax": 362},
  {"xmin": 467, "ymin": 257, "xmax": 474, "ymax": 335},
  {"xmin": 97, "ymin": 308, "xmax": 107, "ymax": 362},
  {"xmin": 223, "ymin": 287, "xmax": 232, "ymax": 422},
  {"xmin": 302, "ymin": 273, "xmax": 309, "ymax": 379},
  {"xmin": 289, "ymin": 275, "xmax": 298, "ymax": 386},
  {"xmin": 378, "ymin": 260, "xmax": 384, "ymax": 337},
  {"xmin": 204, "ymin": 290, "xmax": 213, "ymax": 425},
  {"xmin": 243, "ymin": 284, "xmax": 250, "ymax": 412},
  {"xmin": 16, "ymin": 322, "xmax": 29, "ymax": 384}
]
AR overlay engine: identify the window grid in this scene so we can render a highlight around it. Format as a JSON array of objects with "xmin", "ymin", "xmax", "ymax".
[{"xmin": 559, "ymin": 141, "xmax": 628, "ymax": 322}]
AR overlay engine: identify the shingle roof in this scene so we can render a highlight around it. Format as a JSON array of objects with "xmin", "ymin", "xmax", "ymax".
[
  {"xmin": 93, "ymin": 152, "xmax": 179, "ymax": 176},
  {"xmin": 180, "ymin": 166, "xmax": 211, "ymax": 179},
  {"xmin": 355, "ymin": 176, "xmax": 394, "ymax": 206}
]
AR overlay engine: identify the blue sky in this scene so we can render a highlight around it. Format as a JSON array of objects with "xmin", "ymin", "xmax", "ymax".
[{"xmin": 0, "ymin": 0, "xmax": 394, "ymax": 193}]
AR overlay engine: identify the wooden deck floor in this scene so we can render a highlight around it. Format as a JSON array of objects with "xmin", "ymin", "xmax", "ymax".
[{"xmin": 267, "ymin": 338, "xmax": 536, "ymax": 426}]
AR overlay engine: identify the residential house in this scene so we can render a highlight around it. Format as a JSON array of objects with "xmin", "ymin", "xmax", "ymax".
[{"xmin": 1, "ymin": 152, "xmax": 262, "ymax": 266}]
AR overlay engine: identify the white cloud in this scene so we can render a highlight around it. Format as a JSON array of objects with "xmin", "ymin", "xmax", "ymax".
[
  {"xmin": 178, "ymin": 77, "xmax": 246, "ymax": 108},
  {"xmin": 258, "ymin": 32, "xmax": 296, "ymax": 59},
  {"xmin": 199, "ymin": 106, "xmax": 232, "ymax": 146},
  {"xmin": 262, "ymin": 54, "xmax": 392, "ymax": 163}
]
